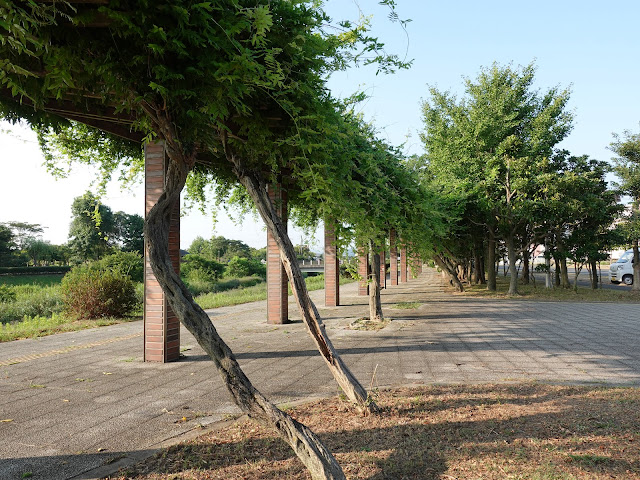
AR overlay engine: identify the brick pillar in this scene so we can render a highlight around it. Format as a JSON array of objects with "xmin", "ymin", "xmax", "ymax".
[
  {"xmin": 379, "ymin": 248, "xmax": 386, "ymax": 289},
  {"xmin": 144, "ymin": 141, "xmax": 180, "ymax": 363},
  {"xmin": 400, "ymin": 246, "xmax": 408, "ymax": 283},
  {"xmin": 358, "ymin": 246, "xmax": 369, "ymax": 296},
  {"xmin": 267, "ymin": 183, "xmax": 289, "ymax": 324},
  {"xmin": 324, "ymin": 221, "xmax": 340, "ymax": 306},
  {"xmin": 390, "ymin": 230, "xmax": 398, "ymax": 286}
]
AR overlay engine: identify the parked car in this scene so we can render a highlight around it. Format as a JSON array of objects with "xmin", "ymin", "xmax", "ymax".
[{"xmin": 610, "ymin": 249, "xmax": 635, "ymax": 285}]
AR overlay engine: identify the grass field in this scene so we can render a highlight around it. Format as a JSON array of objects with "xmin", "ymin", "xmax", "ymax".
[
  {"xmin": 110, "ymin": 383, "xmax": 640, "ymax": 479},
  {"xmin": 195, "ymin": 274, "xmax": 355, "ymax": 310},
  {"xmin": 459, "ymin": 275, "xmax": 640, "ymax": 303},
  {"xmin": 0, "ymin": 274, "xmax": 140, "ymax": 342},
  {"xmin": 0, "ymin": 274, "xmax": 65, "ymax": 287},
  {"xmin": 1, "ymin": 273, "xmax": 356, "ymax": 341}
]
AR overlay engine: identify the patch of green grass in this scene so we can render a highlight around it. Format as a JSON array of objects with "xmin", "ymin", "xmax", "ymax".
[
  {"xmin": 462, "ymin": 276, "xmax": 640, "ymax": 303},
  {"xmin": 566, "ymin": 454, "xmax": 612, "ymax": 467},
  {"xmin": 195, "ymin": 274, "xmax": 356, "ymax": 310},
  {"xmin": 0, "ymin": 285, "xmax": 64, "ymax": 323},
  {"xmin": 392, "ymin": 301, "xmax": 422, "ymax": 309},
  {"xmin": 195, "ymin": 282, "xmax": 268, "ymax": 309},
  {"xmin": 0, "ymin": 312, "xmax": 138, "ymax": 342},
  {"xmin": 0, "ymin": 274, "xmax": 64, "ymax": 287}
]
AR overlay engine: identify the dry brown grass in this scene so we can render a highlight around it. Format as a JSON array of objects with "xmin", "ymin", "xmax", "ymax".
[{"xmin": 110, "ymin": 383, "xmax": 640, "ymax": 479}]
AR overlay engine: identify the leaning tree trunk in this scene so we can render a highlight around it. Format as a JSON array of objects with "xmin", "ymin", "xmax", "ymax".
[
  {"xmin": 506, "ymin": 233, "xmax": 519, "ymax": 295},
  {"xmin": 368, "ymin": 240, "xmax": 384, "ymax": 322},
  {"xmin": 225, "ymin": 146, "xmax": 376, "ymax": 413},
  {"xmin": 433, "ymin": 254, "xmax": 464, "ymax": 292},
  {"xmin": 145, "ymin": 157, "xmax": 345, "ymax": 480}
]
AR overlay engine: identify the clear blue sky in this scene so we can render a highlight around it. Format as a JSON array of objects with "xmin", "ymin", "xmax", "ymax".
[{"xmin": 1, "ymin": 0, "xmax": 638, "ymax": 250}]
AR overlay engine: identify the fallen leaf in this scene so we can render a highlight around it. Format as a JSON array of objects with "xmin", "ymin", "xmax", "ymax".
[{"xmin": 1, "ymin": 419, "xmax": 13, "ymax": 423}]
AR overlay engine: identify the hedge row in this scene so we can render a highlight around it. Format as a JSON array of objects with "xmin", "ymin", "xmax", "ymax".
[{"xmin": 0, "ymin": 266, "xmax": 72, "ymax": 275}]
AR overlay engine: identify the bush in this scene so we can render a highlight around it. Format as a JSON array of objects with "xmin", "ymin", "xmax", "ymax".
[
  {"xmin": 93, "ymin": 251, "xmax": 144, "ymax": 283},
  {"xmin": 181, "ymin": 254, "xmax": 224, "ymax": 279},
  {"xmin": 225, "ymin": 256, "xmax": 266, "ymax": 278},
  {"xmin": 182, "ymin": 268, "xmax": 218, "ymax": 296},
  {"xmin": 61, "ymin": 266, "xmax": 138, "ymax": 319},
  {"xmin": 0, "ymin": 284, "xmax": 15, "ymax": 303}
]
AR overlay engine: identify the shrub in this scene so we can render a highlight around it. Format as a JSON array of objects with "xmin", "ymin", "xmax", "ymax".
[
  {"xmin": 182, "ymin": 268, "xmax": 218, "ymax": 296},
  {"xmin": 61, "ymin": 266, "xmax": 138, "ymax": 319},
  {"xmin": 0, "ymin": 284, "xmax": 15, "ymax": 303},
  {"xmin": 225, "ymin": 256, "xmax": 266, "ymax": 278},
  {"xmin": 94, "ymin": 251, "xmax": 144, "ymax": 283},
  {"xmin": 181, "ymin": 254, "xmax": 224, "ymax": 279}
]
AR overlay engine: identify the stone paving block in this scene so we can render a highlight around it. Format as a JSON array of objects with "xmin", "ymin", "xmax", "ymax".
[{"xmin": 2, "ymin": 271, "xmax": 640, "ymax": 480}]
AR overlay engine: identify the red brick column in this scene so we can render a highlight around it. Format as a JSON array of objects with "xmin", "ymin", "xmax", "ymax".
[
  {"xmin": 379, "ymin": 248, "xmax": 386, "ymax": 289},
  {"xmin": 358, "ymin": 246, "xmax": 369, "ymax": 296},
  {"xmin": 324, "ymin": 221, "xmax": 340, "ymax": 306},
  {"xmin": 267, "ymin": 183, "xmax": 289, "ymax": 324},
  {"xmin": 400, "ymin": 246, "xmax": 408, "ymax": 283},
  {"xmin": 144, "ymin": 141, "xmax": 180, "ymax": 363},
  {"xmin": 390, "ymin": 229, "xmax": 398, "ymax": 286}
]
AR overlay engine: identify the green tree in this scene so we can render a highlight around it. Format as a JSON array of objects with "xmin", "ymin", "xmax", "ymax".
[
  {"xmin": 611, "ymin": 128, "xmax": 640, "ymax": 291},
  {"xmin": 68, "ymin": 192, "xmax": 115, "ymax": 263},
  {"xmin": 546, "ymin": 154, "xmax": 622, "ymax": 289},
  {"xmin": 112, "ymin": 211, "xmax": 144, "ymax": 255},
  {"xmin": 24, "ymin": 238, "xmax": 56, "ymax": 266},
  {"xmin": 0, "ymin": 2, "xmax": 411, "ymax": 476},
  {"xmin": 0, "ymin": 224, "xmax": 16, "ymax": 266},
  {"xmin": 421, "ymin": 62, "xmax": 573, "ymax": 295},
  {"xmin": 2, "ymin": 221, "xmax": 44, "ymax": 250},
  {"xmin": 188, "ymin": 236, "xmax": 253, "ymax": 263}
]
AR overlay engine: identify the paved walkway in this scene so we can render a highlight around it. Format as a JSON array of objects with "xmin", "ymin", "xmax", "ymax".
[{"xmin": 1, "ymin": 269, "xmax": 639, "ymax": 479}]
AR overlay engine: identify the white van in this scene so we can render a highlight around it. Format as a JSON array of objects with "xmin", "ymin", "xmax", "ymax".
[{"xmin": 610, "ymin": 249, "xmax": 635, "ymax": 285}]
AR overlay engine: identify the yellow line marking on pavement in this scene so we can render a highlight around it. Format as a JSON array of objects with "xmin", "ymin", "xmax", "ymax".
[{"xmin": 0, "ymin": 332, "xmax": 143, "ymax": 367}]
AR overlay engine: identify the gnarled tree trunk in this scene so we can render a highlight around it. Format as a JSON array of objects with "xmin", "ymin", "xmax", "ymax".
[
  {"xmin": 145, "ymin": 156, "xmax": 345, "ymax": 480},
  {"xmin": 433, "ymin": 254, "xmax": 464, "ymax": 292},
  {"xmin": 224, "ymin": 142, "xmax": 376, "ymax": 414},
  {"xmin": 368, "ymin": 239, "xmax": 384, "ymax": 322}
]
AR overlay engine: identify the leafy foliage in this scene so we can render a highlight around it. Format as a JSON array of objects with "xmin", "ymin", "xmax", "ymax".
[
  {"xmin": 181, "ymin": 253, "xmax": 225, "ymax": 281},
  {"xmin": 419, "ymin": 62, "xmax": 575, "ymax": 293},
  {"xmin": 61, "ymin": 266, "xmax": 138, "ymax": 319},
  {"xmin": 225, "ymin": 255, "xmax": 265, "ymax": 278},
  {"xmin": 92, "ymin": 251, "xmax": 144, "ymax": 283}
]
